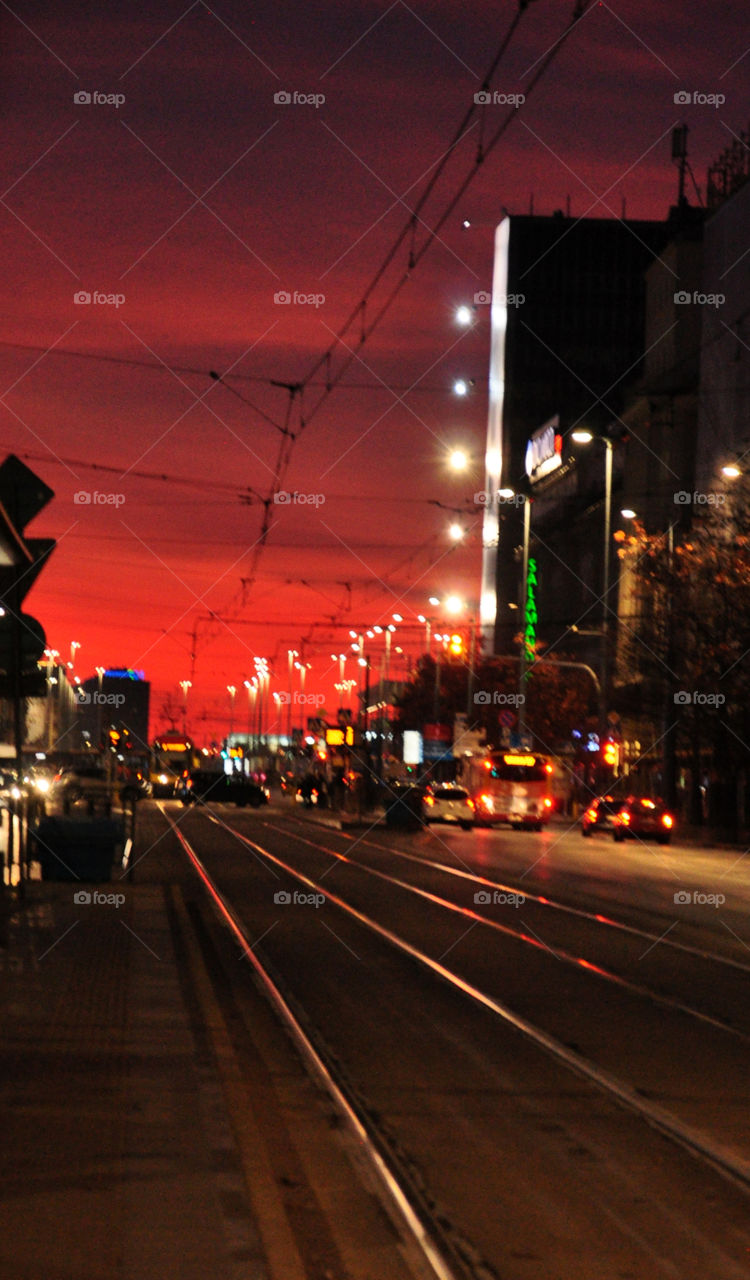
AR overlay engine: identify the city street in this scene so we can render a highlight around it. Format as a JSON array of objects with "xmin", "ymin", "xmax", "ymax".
[{"xmin": 137, "ymin": 798, "xmax": 750, "ymax": 1280}]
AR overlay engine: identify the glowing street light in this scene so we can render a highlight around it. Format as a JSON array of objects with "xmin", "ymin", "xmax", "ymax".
[
  {"xmin": 453, "ymin": 379, "xmax": 469, "ymax": 397},
  {"xmin": 449, "ymin": 523, "xmax": 465, "ymax": 542},
  {"xmin": 455, "ymin": 305, "xmax": 474, "ymax": 326}
]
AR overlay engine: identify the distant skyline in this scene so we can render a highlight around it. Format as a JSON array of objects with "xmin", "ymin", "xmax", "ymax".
[{"xmin": 1, "ymin": 0, "xmax": 746, "ymax": 738}]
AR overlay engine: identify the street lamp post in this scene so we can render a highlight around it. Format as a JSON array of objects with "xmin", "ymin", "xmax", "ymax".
[
  {"xmin": 287, "ymin": 649, "xmax": 298, "ymax": 742},
  {"xmin": 244, "ymin": 678, "xmax": 258, "ymax": 753},
  {"xmin": 179, "ymin": 680, "xmax": 192, "ymax": 738},
  {"xmin": 226, "ymin": 685, "xmax": 236, "ymax": 742},
  {"xmin": 571, "ymin": 431, "xmax": 615, "ymax": 769},
  {"xmin": 254, "ymin": 658, "xmax": 269, "ymax": 750},
  {"xmin": 94, "ymin": 665, "xmax": 105, "ymax": 750}
]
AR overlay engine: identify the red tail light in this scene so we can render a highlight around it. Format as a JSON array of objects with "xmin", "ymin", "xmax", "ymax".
[{"xmin": 662, "ymin": 813, "xmax": 674, "ymax": 828}]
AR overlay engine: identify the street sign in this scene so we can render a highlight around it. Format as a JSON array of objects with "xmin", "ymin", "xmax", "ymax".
[
  {"xmin": 0, "ymin": 456, "xmax": 55, "ymax": 723},
  {"xmin": 0, "ymin": 613, "xmax": 46, "ymax": 670},
  {"xmin": 499, "ymin": 709, "xmax": 517, "ymax": 728}
]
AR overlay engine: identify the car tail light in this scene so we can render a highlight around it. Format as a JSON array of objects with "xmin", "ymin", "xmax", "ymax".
[
  {"xmin": 543, "ymin": 797, "xmax": 552, "ymax": 808},
  {"xmin": 616, "ymin": 810, "xmax": 630, "ymax": 825},
  {"xmin": 662, "ymin": 813, "xmax": 674, "ymax": 828},
  {"xmin": 425, "ymin": 796, "xmax": 434, "ymax": 807},
  {"xmin": 466, "ymin": 798, "xmax": 474, "ymax": 809},
  {"xmin": 585, "ymin": 807, "xmax": 596, "ymax": 822}
]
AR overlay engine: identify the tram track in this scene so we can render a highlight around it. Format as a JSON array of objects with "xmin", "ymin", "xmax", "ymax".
[
  {"xmin": 258, "ymin": 818, "xmax": 750, "ymax": 1042},
  {"xmin": 154, "ymin": 801, "xmax": 750, "ymax": 1278},
  {"xmin": 165, "ymin": 803, "xmax": 750, "ymax": 1197}
]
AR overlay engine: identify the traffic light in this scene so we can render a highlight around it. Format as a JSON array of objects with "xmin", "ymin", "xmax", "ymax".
[
  {"xmin": 0, "ymin": 455, "xmax": 55, "ymax": 698},
  {"xmin": 602, "ymin": 740, "xmax": 619, "ymax": 768},
  {"xmin": 448, "ymin": 632, "xmax": 464, "ymax": 658}
]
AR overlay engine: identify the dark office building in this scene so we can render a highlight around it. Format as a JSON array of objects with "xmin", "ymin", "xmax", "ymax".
[{"xmin": 481, "ymin": 211, "xmax": 675, "ymax": 656}]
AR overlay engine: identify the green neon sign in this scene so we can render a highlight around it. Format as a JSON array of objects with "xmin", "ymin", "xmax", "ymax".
[{"xmin": 524, "ymin": 557, "xmax": 537, "ymax": 664}]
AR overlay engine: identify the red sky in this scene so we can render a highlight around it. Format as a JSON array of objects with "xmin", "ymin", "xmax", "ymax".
[{"xmin": 1, "ymin": 0, "xmax": 746, "ymax": 742}]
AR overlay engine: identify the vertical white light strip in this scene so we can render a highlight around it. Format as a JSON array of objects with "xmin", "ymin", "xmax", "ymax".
[{"xmin": 480, "ymin": 217, "xmax": 510, "ymax": 648}]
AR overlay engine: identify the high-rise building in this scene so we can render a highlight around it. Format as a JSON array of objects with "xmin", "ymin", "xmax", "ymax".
[{"xmin": 481, "ymin": 210, "xmax": 673, "ymax": 656}]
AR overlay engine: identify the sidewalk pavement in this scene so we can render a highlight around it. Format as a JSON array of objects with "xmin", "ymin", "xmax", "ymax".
[{"xmin": 0, "ymin": 876, "xmax": 269, "ymax": 1280}]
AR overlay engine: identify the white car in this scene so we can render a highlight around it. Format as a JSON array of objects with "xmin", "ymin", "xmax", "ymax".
[{"xmin": 424, "ymin": 785, "xmax": 475, "ymax": 830}]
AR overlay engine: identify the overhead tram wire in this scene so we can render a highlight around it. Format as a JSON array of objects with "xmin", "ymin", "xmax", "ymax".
[
  {"xmin": 0, "ymin": 340, "xmax": 482, "ymax": 394},
  {"xmin": 198, "ymin": 0, "xmax": 584, "ymax": 640},
  {"xmin": 299, "ymin": 0, "xmax": 533, "ymax": 378},
  {"xmin": 293, "ymin": 0, "xmax": 595, "ymax": 434},
  {"xmin": 5, "ymin": 2, "xmax": 594, "ymax": 674},
  {"xmin": 196, "ymin": 0, "xmax": 595, "ymax": 638}
]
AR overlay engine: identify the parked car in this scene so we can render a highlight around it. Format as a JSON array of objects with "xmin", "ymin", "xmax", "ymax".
[
  {"xmin": 424, "ymin": 785, "xmax": 475, "ymax": 830},
  {"xmin": 53, "ymin": 765, "xmax": 112, "ymax": 803},
  {"xmin": 612, "ymin": 796, "xmax": 675, "ymax": 845},
  {"xmin": 23, "ymin": 765, "xmax": 55, "ymax": 797},
  {"xmin": 581, "ymin": 794, "xmax": 624, "ymax": 837},
  {"xmin": 178, "ymin": 770, "xmax": 269, "ymax": 808},
  {"xmin": 118, "ymin": 769, "xmax": 152, "ymax": 803},
  {"xmin": 150, "ymin": 769, "xmax": 178, "ymax": 799}
]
